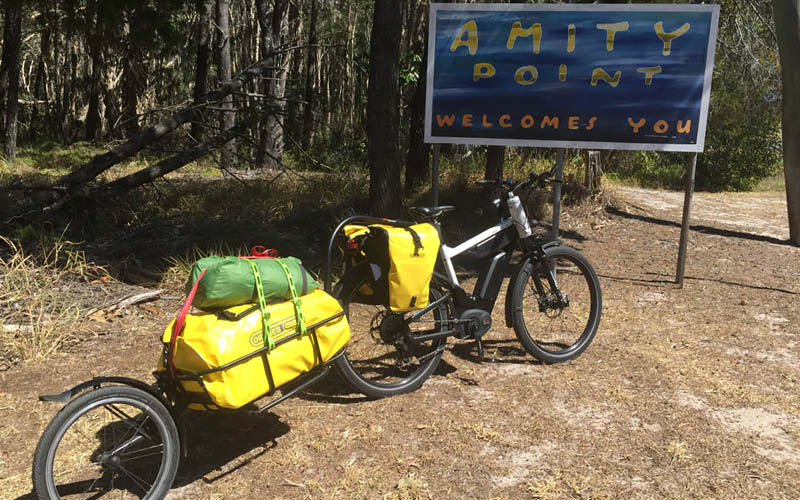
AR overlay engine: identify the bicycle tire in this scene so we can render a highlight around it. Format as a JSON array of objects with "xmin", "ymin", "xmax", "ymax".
[
  {"xmin": 32, "ymin": 385, "xmax": 180, "ymax": 500},
  {"xmin": 510, "ymin": 245, "xmax": 602, "ymax": 363},
  {"xmin": 335, "ymin": 273, "xmax": 447, "ymax": 398}
]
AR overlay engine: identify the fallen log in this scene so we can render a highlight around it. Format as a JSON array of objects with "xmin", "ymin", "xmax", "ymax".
[{"xmin": 8, "ymin": 56, "xmax": 277, "ymax": 217}]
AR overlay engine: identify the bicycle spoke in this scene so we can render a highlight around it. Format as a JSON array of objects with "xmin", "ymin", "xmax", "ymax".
[
  {"xmin": 109, "ymin": 434, "xmax": 144, "ymax": 456},
  {"xmin": 87, "ymin": 471, "xmax": 106, "ymax": 495},
  {"xmin": 118, "ymin": 463, "xmax": 154, "ymax": 494},
  {"xmin": 106, "ymin": 405, "xmax": 157, "ymax": 445},
  {"xmin": 104, "ymin": 404, "xmax": 140, "ymax": 447},
  {"xmin": 120, "ymin": 443, "xmax": 164, "ymax": 457}
]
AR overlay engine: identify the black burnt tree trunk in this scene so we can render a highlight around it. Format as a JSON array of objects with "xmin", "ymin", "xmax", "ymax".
[
  {"xmin": 85, "ymin": 0, "xmax": 105, "ymax": 140},
  {"xmin": 485, "ymin": 146, "xmax": 505, "ymax": 181},
  {"xmin": 2, "ymin": 1, "xmax": 22, "ymax": 162},
  {"xmin": 367, "ymin": 0, "xmax": 403, "ymax": 216}
]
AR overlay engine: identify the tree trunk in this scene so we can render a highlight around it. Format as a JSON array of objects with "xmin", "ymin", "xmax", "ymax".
[
  {"xmin": 192, "ymin": 0, "xmax": 214, "ymax": 142},
  {"xmin": 2, "ymin": 1, "xmax": 22, "ymax": 163},
  {"xmin": 30, "ymin": 21, "xmax": 51, "ymax": 141},
  {"xmin": 367, "ymin": 0, "xmax": 403, "ymax": 216},
  {"xmin": 485, "ymin": 146, "xmax": 505, "ymax": 181},
  {"xmin": 255, "ymin": 0, "xmax": 288, "ymax": 168},
  {"xmin": 86, "ymin": 0, "xmax": 105, "ymax": 140},
  {"xmin": 774, "ymin": 0, "xmax": 800, "ymax": 246},
  {"xmin": 267, "ymin": 0, "xmax": 289, "ymax": 166},
  {"xmin": 216, "ymin": 0, "xmax": 236, "ymax": 167},
  {"xmin": 121, "ymin": 13, "xmax": 141, "ymax": 138},
  {"xmin": 302, "ymin": 0, "xmax": 318, "ymax": 151},
  {"xmin": 285, "ymin": 0, "xmax": 303, "ymax": 141},
  {"xmin": 0, "ymin": 7, "xmax": 13, "ymax": 132},
  {"xmin": 62, "ymin": 43, "xmax": 78, "ymax": 142}
]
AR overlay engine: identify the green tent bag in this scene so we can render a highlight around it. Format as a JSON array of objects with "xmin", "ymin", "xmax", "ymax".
[{"xmin": 187, "ymin": 256, "xmax": 318, "ymax": 310}]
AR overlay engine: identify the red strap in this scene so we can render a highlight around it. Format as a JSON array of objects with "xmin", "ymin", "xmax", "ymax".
[
  {"xmin": 168, "ymin": 269, "xmax": 207, "ymax": 379},
  {"xmin": 247, "ymin": 246, "xmax": 278, "ymax": 258}
]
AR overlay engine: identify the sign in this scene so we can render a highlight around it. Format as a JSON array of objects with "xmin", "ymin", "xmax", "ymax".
[{"xmin": 425, "ymin": 4, "xmax": 720, "ymax": 152}]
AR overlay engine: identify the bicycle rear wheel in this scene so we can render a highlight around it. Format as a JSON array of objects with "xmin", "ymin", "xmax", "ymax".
[
  {"xmin": 32, "ymin": 385, "xmax": 180, "ymax": 500},
  {"xmin": 510, "ymin": 245, "xmax": 602, "ymax": 363},
  {"xmin": 335, "ymin": 273, "xmax": 447, "ymax": 398}
]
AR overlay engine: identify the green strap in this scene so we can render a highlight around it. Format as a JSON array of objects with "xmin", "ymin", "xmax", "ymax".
[
  {"xmin": 247, "ymin": 260, "xmax": 274, "ymax": 351},
  {"xmin": 276, "ymin": 258, "xmax": 307, "ymax": 337}
]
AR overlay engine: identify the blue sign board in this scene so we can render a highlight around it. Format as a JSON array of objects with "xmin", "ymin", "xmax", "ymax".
[{"xmin": 425, "ymin": 4, "xmax": 720, "ymax": 152}]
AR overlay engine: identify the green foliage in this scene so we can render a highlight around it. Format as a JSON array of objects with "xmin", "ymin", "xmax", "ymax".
[
  {"xmin": 400, "ymin": 54, "xmax": 422, "ymax": 88},
  {"xmin": 697, "ymin": 84, "xmax": 782, "ymax": 192},
  {"xmin": 16, "ymin": 141, "xmax": 101, "ymax": 173},
  {"xmin": 696, "ymin": 0, "xmax": 782, "ymax": 191},
  {"xmin": 603, "ymin": 151, "xmax": 687, "ymax": 190}
]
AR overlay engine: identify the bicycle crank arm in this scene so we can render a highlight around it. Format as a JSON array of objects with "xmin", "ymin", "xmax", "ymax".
[{"xmin": 409, "ymin": 328, "xmax": 459, "ymax": 343}]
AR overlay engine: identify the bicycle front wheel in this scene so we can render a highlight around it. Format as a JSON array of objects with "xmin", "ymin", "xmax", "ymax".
[
  {"xmin": 32, "ymin": 385, "xmax": 180, "ymax": 500},
  {"xmin": 335, "ymin": 273, "xmax": 447, "ymax": 398},
  {"xmin": 510, "ymin": 245, "xmax": 602, "ymax": 363}
]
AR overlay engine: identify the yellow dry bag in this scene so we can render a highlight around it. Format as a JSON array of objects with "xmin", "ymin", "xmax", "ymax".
[
  {"xmin": 160, "ymin": 289, "xmax": 349, "ymax": 409},
  {"xmin": 354, "ymin": 223, "xmax": 440, "ymax": 312}
]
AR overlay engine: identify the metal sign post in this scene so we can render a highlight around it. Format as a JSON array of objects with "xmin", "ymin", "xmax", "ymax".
[
  {"xmin": 432, "ymin": 144, "xmax": 440, "ymax": 206},
  {"xmin": 552, "ymin": 149, "xmax": 564, "ymax": 241},
  {"xmin": 676, "ymin": 152, "xmax": 698, "ymax": 287}
]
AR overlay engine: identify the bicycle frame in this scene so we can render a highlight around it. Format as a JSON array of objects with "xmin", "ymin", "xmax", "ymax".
[{"xmin": 439, "ymin": 217, "xmax": 514, "ymax": 287}]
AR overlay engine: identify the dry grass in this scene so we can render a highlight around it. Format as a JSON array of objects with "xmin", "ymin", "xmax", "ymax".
[
  {"xmin": 0, "ymin": 233, "xmax": 107, "ymax": 361},
  {"xmin": 0, "ymin": 169, "xmax": 798, "ymax": 500}
]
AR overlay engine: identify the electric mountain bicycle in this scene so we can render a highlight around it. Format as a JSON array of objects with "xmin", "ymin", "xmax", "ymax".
[{"xmin": 324, "ymin": 167, "xmax": 602, "ymax": 399}]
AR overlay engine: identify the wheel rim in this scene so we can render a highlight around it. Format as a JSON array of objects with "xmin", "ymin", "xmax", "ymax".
[
  {"xmin": 342, "ymin": 279, "xmax": 444, "ymax": 388},
  {"xmin": 521, "ymin": 254, "xmax": 595, "ymax": 355},
  {"xmin": 45, "ymin": 396, "xmax": 173, "ymax": 499}
]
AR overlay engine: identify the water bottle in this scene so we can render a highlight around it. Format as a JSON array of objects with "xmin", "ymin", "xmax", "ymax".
[{"xmin": 507, "ymin": 192, "xmax": 532, "ymax": 238}]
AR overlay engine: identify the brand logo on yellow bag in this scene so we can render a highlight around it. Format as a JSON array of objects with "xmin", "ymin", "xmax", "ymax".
[{"xmin": 249, "ymin": 314, "xmax": 296, "ymax": 347}]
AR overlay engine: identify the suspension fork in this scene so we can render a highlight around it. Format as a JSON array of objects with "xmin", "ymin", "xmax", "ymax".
[{"xmin": 504, "ymin": 239, "xmax": 564, "ymax": 327}]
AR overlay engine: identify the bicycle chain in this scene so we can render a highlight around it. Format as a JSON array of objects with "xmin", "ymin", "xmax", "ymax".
[{"xmin": 397, "ymin": 343, "xmax": 447, "ymax": 370}]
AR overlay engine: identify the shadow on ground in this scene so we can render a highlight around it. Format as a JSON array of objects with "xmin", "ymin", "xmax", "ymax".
[{"xmin": 606, "ymin": 206, "xmax": 791, "ymax": 246}]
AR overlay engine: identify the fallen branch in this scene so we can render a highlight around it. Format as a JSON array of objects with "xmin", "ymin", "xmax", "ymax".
[
  {"xmin": 103, "ymin": 124, "xmax": 248, "ymax": 193},
  {"xmin": 84, "ymin": 289, "xmax": 164, "ymax": 317},
  {"xmin": 8, "ymin": 55, "xmax": 278, "ymax": 217},
  {"xmin": 114, "ymin": 289, "xmax": 165, "ymax": 310}
]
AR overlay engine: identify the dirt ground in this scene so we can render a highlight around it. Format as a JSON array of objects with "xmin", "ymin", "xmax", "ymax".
[{"xmin": 1, "ymin": 186, "xmax": 798, "ymax": 499}]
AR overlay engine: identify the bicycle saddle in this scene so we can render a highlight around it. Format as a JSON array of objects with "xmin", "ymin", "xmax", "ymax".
[{"xmin": 408, "ymin": 205, "xmax": 455, "ymax": 220}]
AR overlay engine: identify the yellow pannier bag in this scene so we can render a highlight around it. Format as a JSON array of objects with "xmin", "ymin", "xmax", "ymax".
[
  {"xmin": 355, "ymin": 223, "xmax": 440, "ymax": 313},
  {"xmin": 159, "ymin": 289, "xmax": 349, "ymax": 409}
]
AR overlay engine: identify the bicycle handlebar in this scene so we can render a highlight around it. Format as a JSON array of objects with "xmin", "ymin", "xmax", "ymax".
[{"xmin": 479, "ymin": 165, "xmax": 557, "ymax": 192}]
